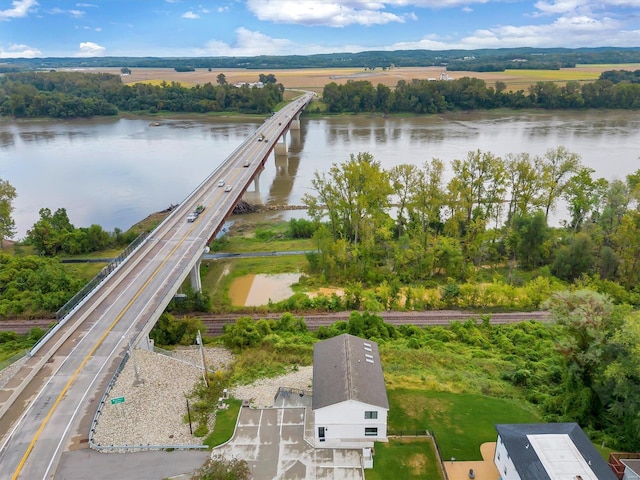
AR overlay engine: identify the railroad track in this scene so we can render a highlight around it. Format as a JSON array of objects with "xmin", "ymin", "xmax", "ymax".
[
  {"xmin": 0, "ymin": 311, "xmax": 551, "ymax": 338},
  {"xmin": 174, "ymin": 310, "xmax": 552, "ymax": 336}
]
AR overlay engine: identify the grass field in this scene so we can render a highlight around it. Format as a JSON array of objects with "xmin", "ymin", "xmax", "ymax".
[
  {"xmin": 94, "ymin": 63, "xmax": 640, "ymax": 94},
  {"xmin": 204, "ymin": 398, "xmax": 242, "ymax": 447},
  {"xmin": 365, "ymin": 437, "xmax": 444, "ymax": 480},
  {"xmin": 387, "ymin": 389, "xmax": 540, "ymax": 460}
]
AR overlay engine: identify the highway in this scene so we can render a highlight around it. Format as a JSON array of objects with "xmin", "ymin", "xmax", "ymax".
[{"xmin": 0, "ymin": 92, "xmax": 314, "ymax": 480}]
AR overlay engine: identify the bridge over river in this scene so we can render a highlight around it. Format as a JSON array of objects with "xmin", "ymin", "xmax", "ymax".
[{"xmin": 0, "ymin": 92, "xmax": 314, "ymax": 480}]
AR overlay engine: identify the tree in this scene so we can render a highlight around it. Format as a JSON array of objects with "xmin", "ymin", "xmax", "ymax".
[
  {"xmin": 551, "ymin": 233, "xmax": 595, "ymax": 282},
  {"xmin": 504, "ymin": 153, "xmax": 543, "ymax": 226},
  {"xmin": 304, "ymin": 152, "xmax": 392, "ymax": 246},
  {"xmin": 120, "ymin": 67, "xmax": 131, "ymax": 75},
  {"xmin": 563, "ymin": 167, "xmax": 607, "ymax": 231},
  {"xmin": 599, "ymin": 310, "xmax": 640, "ymax": 450},
  {"xmin": 508, "ymin": 211, "xmax": 549, "ymax": 269},
  {"xmin": 612, "ymin": 211, "xmax": 640, "ymax": 289},
  {"xmin": 216, "ymin": 73, "xmax": 227, "ymax": 86},
  {"xmin": 389, "ymin": 164, "xmax": 420, "ymax": 236},
  {"xmin": 0, "ymin": 178, "xmax": 17, "ymax": 248},
  {"xmin": 258, "ymin": 73, "xmax": 277, "ymax": 84},
  {"xmin": 539, "ymin": 147, "xmax": 581, "ymax": 221},
  {"xmin": 544, "ymin": 290, "xmax": 617, "ymax": 426}
]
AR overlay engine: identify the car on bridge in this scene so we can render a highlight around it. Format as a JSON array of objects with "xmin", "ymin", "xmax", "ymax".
[
  {"xmin": 224, "ymin": 184, "xmax": 233, "ymax": 192},
  {"xmin": 243, "ymin": 161, "xmax": 250, "ymax": 167},
  {"xmin": 218, "ymin": 179, "xmax": 225, "ymax": 187}
]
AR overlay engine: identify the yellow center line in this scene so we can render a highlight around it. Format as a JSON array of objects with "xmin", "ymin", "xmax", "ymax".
[
  {"xmin": 12, "ymin": 226, "xmax": 193, "ymax": 480},
  {"xmin": 12, "ymin": 97, "xmax": 309, "ymax": 478}
]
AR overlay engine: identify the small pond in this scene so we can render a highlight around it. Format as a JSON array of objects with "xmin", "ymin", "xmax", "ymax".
[{"xmin": 228, "ymin": 273, "xmax": 302, "ymax": 306}]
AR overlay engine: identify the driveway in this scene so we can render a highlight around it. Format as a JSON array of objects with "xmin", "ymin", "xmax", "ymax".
[
  {"xmin": 444, "ymin": 442, "xmax": 500, "ymax": 480},
  {"xmin": 214, "ymin": 406, "xmax": 364, "ymax": 480}
]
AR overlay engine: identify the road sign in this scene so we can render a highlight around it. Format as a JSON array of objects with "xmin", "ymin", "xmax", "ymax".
[{"xmin": 110, "ymin": 396, "xmax": 125, "ymax": 405}]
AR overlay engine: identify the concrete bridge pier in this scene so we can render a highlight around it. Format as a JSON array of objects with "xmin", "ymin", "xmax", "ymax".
[
  {"xmin": 275, "ymin": 152, "xmax": 289, "ymax": 173},
  {"xmin": 253, "ymin": 167, "xmax": 262, "ymax": 191},
  {"xmin": 290, "ymin": 111, "xmax": 301, "ymax": 130},
  {"xmin": 189, "ymin": 246, "xmax": 210, "ymax": 292},
  {"xmin": 274, "ymin": 129, "xmax": 288, "ymax": 156}
]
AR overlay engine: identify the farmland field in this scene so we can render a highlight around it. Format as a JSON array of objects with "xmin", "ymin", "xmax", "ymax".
[{"xmin": 93, "ymin": 63, "xmax": 640, "ymax": 93}]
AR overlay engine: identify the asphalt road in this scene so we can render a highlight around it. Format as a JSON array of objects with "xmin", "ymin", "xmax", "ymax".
[{"xmin": 0, "ymin": 94, "xmax": 314, "ymax": 480}]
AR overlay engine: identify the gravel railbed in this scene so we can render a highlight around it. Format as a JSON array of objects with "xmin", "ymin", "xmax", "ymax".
[{"xmin": 91, "ymin": 346, "xmax": 313, "ymax": 450}]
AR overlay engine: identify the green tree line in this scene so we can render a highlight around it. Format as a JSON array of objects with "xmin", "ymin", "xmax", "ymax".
[
  {"xmin": 2, "ymin": 47, "xmax": 640, "ymax": 71},
  {"xmin": 321, "ymin": 72, "xmax": 640, "ymax": 113},
  {"xmin": 24, "ymin": 207, "xmax": 138, "ymax": 256},
  {"xmin": 303, "ymin": 150, "xmax": 640, "ymax": 299},
  {"xmin": 0, "ymin": 72, "xmax": 284, "ymax": 118}
]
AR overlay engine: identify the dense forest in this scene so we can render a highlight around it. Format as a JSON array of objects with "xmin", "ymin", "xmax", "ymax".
[
  {"xmin": 3, "ymin": 69, "xmax": 640, "ymax": 119},
  {"xmin": 1, "ymin": 47, "xmax": 640, "ymax": 72},
  {"xmin": 0, "ymin": 71, "xmax": 284, "ymax": 118},
  {"xmin": 320, "ymin": 72, "xmax": 640, "ymax": 113},
  {"xmin": 303, "ymin": 151, "xmax": 640, "ymax": 305}
]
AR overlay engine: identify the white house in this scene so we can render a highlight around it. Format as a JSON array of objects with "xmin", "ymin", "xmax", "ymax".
[
  {"xmin": 312, "ymin": 334, "xmax": 389, "ymax": 448},
  {"xmin": 494, "ymin": 423, "xmax": 617, "ymax": 480}
]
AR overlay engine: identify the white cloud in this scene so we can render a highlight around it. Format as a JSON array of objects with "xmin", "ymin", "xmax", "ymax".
[
  {"xmin": 75, "ymin": 41, "xmax": 106, "ymax": 57},
  {"xmin": 246, "ymin": 0, "xmax": 407, "ymax": 26},
  {"xmin": 69, "ymin": 9, "xmax": 84, "ymax": 18},
  {"xmin": 0, "ymin": 0, "xmax": 38, "ymax": 20},
  {"xmin": 0, "ymin": 42, "xmax": 41, "ymax": 57},
  {"xmin": 199, "ymin": 27, "xmax": 295, "ymax": 56},
  {"xmin": 76, "ymin": 2, "xmax": 97, "ymax": 7},
  {"xmin": 182, "ymin": 10, "xmax": 199, "ymax": 19}
]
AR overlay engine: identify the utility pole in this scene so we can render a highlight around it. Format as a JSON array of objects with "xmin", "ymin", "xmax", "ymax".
[{"xmin": 196, "ymin": 330, "xmax": 209, "ymax": 387}]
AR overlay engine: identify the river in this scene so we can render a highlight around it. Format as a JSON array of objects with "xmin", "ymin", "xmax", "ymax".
[{"xmin": 1, "ymin": 110, "xmax": 638, "ymax": 239}]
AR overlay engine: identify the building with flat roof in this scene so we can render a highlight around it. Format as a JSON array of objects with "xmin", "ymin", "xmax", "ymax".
[
  {"xmin": 312, "ymin": 334, "xmax": 389, "ymax": 448},
  {"xmin": 494, "ymin": 423, "xmax": 617, "ymax": 480}
]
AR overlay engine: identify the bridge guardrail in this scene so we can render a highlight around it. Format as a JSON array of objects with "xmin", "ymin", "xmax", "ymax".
[{"xmin": 28, "ymin": 232, "xmax": 149, "ymax": 357}]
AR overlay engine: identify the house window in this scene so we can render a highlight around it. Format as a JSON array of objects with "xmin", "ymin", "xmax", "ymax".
[
  {"xmin": 365, "ymin": 428, "xmax": 378, "ymax": 436},
  {"xmin": 365, "ymin": 411, "xmax": 378, "ymax": 419},
  {"xmin": 504, "ymin": 466, "xmax": 507, "ymax": 475},
  {"xmin": 497, "ymin": 452, "xmax": 500, "ymax": 461}
]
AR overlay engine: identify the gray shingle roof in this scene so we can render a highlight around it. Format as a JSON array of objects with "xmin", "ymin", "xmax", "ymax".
[
  {"xmin": 312, "ymin": 334, "xmax": 389, "ymax": 411},
  {"xmin": 495, "ymin": 423, "xmax": 617, "ymax": 480}
]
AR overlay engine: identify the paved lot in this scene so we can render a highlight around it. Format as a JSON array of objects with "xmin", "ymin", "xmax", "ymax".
[
  {"xmin": 55, "ymin": 449, "xmax": 210, "ymax": 480},
  {"xmin": 214, "ymin": 406, "xmax": 364, "ymax": 480},
  {"xmin": 444, "ymin": 442, "xmax": 500, "ymax": 480}
]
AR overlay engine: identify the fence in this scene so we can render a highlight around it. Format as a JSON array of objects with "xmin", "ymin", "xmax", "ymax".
[
  {"xmin": 0, "ymin": 350, "xmax": 29, "ymax": 377},
  {"xmin": 387, "ymin": 429, "xmax": 449, "ymax": 480},
  {"xmin": 55, "ymin": 232, "xmax": 148, "ymax": 321},
  {"xmin": 153, "ymin": 345, "xmax": 205, "ymax": 370}
]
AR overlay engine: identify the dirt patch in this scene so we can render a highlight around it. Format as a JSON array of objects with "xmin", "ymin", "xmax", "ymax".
[
  {"xmin": 306, "ymin": 287, "xmax": 344, "ymax": 299},
  {"xmin": 408, "ymin": 452, "xmax": 428, "ymax": 474}
]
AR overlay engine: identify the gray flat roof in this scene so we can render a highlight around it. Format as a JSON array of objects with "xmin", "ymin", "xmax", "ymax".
[
  {"xmin": 312, "ymin": 334, "xmax": 389, "ymax": 411},
  {"xmin": 495, "ymin": 423, "xmax": 617, "ymax": 480}
]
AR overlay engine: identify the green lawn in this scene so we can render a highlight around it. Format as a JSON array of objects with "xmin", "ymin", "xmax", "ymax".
[
  {"xmin": 387, "ymin": 389, "xmax": 541, "ymax": 460},
  {"xmin": 366, "ymin": 437, "xmax": 444, "ymax": 480},
  {"xmin": 205, "ymin": 398, "xmax": 242, "ymax": 448}
]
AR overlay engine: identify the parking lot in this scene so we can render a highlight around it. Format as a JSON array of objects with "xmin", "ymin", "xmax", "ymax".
[{"xmin": 214, "ymin": 406, "xmax": 364, "ymax": 480}]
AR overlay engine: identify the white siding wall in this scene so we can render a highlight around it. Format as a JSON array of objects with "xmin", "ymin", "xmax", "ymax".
[
  {"xmin": 314, "ymin": 400, "xmax": 387, "ymax": 446},
  {"xmin": 494, "ymin": 435, "xmax": 521, "ymax": 480}
]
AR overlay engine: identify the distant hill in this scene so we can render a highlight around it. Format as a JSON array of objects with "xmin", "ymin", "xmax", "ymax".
[{"xmin": 2, "ymin": 47, "xmax": 640, "ymax": 73}]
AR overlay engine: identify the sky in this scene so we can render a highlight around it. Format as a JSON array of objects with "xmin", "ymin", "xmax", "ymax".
[{"xmin": 0, "ymin": 0, "xmax": 639, "ymax": 58}]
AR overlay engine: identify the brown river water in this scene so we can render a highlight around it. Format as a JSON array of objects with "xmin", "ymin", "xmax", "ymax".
[{"xmin": 1, "ymin": 110, "xmax": 638, "ymax": 240}]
